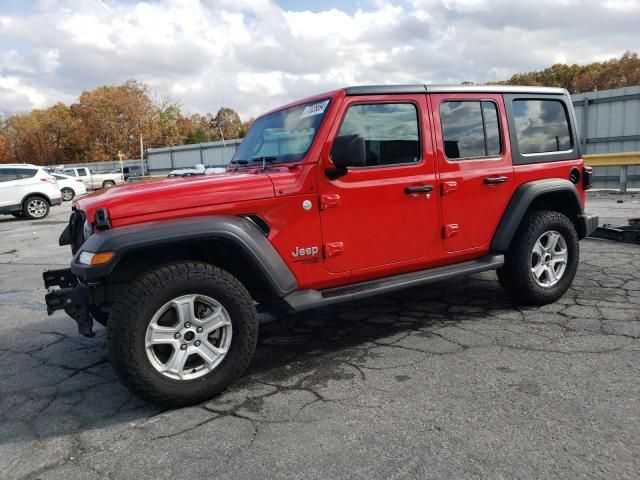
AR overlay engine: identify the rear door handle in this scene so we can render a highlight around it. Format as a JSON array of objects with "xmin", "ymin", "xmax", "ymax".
[
  {"xmin": 483, "ymin": 176, "xmax": 508, "ymax": 185},
  {"xmin": 404, "ymin": 184, "xmax": 434, "ymax": 194}
]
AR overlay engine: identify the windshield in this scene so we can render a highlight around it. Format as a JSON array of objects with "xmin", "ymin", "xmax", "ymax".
[{"xmin": 231, "ymin": 98, "xmax": 331, "ymax": 166}]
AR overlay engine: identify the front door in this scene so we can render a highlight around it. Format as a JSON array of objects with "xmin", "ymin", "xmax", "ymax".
[
  {"xmin": 430, "ymin": 93, "xmax": 515, "ymax": 252},
  {"xmin": 318, "ymin": 95, "xmax": 439, "ymax": 274}
]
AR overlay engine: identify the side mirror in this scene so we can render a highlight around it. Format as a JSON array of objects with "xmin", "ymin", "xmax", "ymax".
[{"xmin": 326, "ymin": 134, "xmax": 366, "ymax": 180}]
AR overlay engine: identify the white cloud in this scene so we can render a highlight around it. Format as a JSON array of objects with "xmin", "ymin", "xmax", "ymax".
[{"xmin": 0, "ymin": 0, "xmax": 637, "ymax": 119}]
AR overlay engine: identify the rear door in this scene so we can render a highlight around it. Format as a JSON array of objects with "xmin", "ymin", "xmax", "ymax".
[
  {"xmin": 318, "ymin": 95, "xmax": 440, "ymax": 273},
  {"xmin": 0, "ymin": 168, "xmax": 19, "ymax": 208},
  {"xmin": 430, "ymin": 93, "xmax": 515, "ymax": 252}
]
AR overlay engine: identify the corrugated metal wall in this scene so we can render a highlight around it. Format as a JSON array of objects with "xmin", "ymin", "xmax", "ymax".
[
  {"xmin": 573, "ymin": 86, "xmax": 640, "ymax": 188},
  {"xmin": 146, "ymin": 139, "xmax": 242, "ymax": 175}
]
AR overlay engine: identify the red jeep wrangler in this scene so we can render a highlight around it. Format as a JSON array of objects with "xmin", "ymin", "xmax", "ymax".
[{"xmin": 44, "ymin": 85, "xmax": 598, "ymax": 406}]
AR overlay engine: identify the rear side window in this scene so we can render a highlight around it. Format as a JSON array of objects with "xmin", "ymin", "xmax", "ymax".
[
  {"xmin": 63, "ymin": 169, "xmax": 76, "ymax": 176},
  {"xmin": 16, "ymin": 168, "xmax": 37, "ymax": 179},
  {"xmin": 78, "ymin": 169, "xmax": 88, "ymax": 177},
  {"xmin": 0, "ymin": 168, "xmax": 18, "ymax": 182},
  {"xmin": 440, "ymin": 101, "xmax": 501, "ymax": 160},
  {"xmin": 512, "ymin": 99, "xmax": 571, "ymax": 154},
  {"xmin": 337, "ymin": 103, "xmax": 420, "ymax": 166}
]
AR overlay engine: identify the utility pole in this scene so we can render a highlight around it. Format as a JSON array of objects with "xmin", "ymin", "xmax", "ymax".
[{"xmin": 140, "ymin": 133, "xmax": 145, "ymax": 176}]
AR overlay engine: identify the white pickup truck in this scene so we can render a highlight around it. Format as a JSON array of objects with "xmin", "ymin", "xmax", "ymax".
[{"xmin": 61, "ymin": 167, "xmax": 124, "ymax": 190}]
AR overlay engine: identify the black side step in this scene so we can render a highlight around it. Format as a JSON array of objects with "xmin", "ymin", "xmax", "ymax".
[{"xmin": 284, "ymin": 254, "xmax": 504, "ymax": 311}]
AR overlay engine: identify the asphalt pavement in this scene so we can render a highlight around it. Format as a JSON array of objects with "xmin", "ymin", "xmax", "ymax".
[{"xmin": 0, "ymin": 192, "xmax": 639, "ymax": 479}]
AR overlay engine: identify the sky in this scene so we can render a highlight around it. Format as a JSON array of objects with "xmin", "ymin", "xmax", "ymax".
[{"xmin": 0, "ymin": 0, "xmax": 638, "ymax": 119}]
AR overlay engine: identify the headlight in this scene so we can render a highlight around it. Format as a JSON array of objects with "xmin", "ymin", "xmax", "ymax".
[{"xmin": 78, "ymin": 251, "xmax": 115, "ymax": 266}]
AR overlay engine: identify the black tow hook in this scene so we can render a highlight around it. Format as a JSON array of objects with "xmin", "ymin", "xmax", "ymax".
[{"xmin": 45, "ymin": 286, "xmax": 94, "ymax": 337}]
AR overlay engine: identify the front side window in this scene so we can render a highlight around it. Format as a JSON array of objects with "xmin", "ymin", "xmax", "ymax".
[
  {"xmin": 78, "ymin": 169, "xmax": 88, "ymax": 177},
  {"xmin": 512, "ymin": 99, "xmax": 571, "ymax": 154},
  {"xmin": 440, "ymin": 101, "xmax": 501, "ymax": 160},
  {"xmin": 232, "ymin": 98, "xmax": 331, "ymax": 166},
  {"xmin": 336, "ymin": 103, "xmax": 420, "ymax": 166}
]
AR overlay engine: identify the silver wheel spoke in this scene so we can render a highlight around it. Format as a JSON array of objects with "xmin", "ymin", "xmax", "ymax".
[
  {"xmin": 163, "ymin": 347, "xmax": 189, "ymax": 378},
  {"xmin": 547, "ymin": 232, "xmax": 560, "ymax": 251},
  {"xmin": 172, "ymin": 297, "xmax": 195, "ymax": 325},
  {"xmin": 201, "ymin": 312, "xmax": 231, "ymax": 335},
  {"xmin": 532, "ymin": 262, "xmax": 545, "ymax": 280},
  {"xmin": 196, "ymin": 340, "xmax": 227, "ymax": 367},
  {"xmin": 146, "ymin": 324, "xmax": 179, "ymax": 347}
]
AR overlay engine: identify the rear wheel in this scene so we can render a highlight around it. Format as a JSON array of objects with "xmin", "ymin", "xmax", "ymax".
[
  {"xmin": 61, "ymin": 187, "xmax": 75, "ymax": 201},
  {"xmin": 22, "ymin": 196, "xmax": 50, "ymax": 220},
  {"xmin": 497, "ymin": 210, "xmax": 579, "ymax": 305},
  {"xmin": 107, "ymin": 262, "xmax": 258, "ymax": 406}
]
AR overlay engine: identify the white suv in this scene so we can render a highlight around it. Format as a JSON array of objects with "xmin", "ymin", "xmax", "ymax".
[{"xmin": 0, "ymin": 164, "xmax": 62, "ymax": 219}]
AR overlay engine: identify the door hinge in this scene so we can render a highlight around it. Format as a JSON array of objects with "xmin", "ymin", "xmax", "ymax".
[
  {"xmin": 324, "ymin": 241, "xmax": 344, "ymax": 258},
  {"xmin": 443, "ymin": 224, "xmax": 459, "ymax": 238},
  {"xmin": 441, "ymin": 181, "xmax": 457, "ymax": 195},
  {"xmin": 320, "ymin": 193, "xmax": 341, "ymax": 210}
]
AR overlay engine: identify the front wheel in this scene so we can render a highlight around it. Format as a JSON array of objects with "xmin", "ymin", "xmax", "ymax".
[
  {"xmin": 102, "ymin": 180, "xmax": 116, "ymax": 188},
  {"xmin": 107, "ymin": 262, "xmax": 258, "ymax": 406},
  {"xmin": 497, "ymin": 210, "xmax": 579, "ymax": 305}
]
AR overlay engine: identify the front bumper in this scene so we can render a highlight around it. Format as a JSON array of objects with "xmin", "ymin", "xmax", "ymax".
[{"xmin": 43, "ymin": 268, "xmax": 94, "ymax": 336}]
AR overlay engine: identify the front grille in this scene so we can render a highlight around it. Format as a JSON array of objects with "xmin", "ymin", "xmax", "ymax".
[{"xmin": 69, "ymin": 209, "xmax": 87, "ymax": 254}]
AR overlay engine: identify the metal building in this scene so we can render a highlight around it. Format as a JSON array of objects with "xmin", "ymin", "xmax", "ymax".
[
  {"xmin": 573, "ymin": 86, "xmax": 640, "ymax": 189},
  {"xmin": 146, "ymin": 139, "xmax": 242, "ymax": 176}
]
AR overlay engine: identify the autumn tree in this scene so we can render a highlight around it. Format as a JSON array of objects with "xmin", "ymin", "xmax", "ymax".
[
  {"xmin": 494, "ymin": 51, "xmax": 640, "ymax": 94},
  {"xmin": 211, "ymin": 107, "xmax": 242, "ymax": 140},
  {"xmin": 72, "ymin": 80, "xmax": 155, "ymax": 160}
]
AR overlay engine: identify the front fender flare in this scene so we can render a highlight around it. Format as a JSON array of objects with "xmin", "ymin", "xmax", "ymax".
[{"xmin": 70, "ymin": 215, "xmax": 298, "ymax": 297}]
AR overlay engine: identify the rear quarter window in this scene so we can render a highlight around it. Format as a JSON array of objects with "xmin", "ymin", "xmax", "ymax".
[
  {"xmin": 16, "ymin": 168, "xmax": 38, "ymax": 179},
  {"xmin": 504, "ymin": 94, "xmax": 578, "ymax": 165},
  {"xmin": 512, "ymin": 100, "xmax": 572, "ymax": 154}
]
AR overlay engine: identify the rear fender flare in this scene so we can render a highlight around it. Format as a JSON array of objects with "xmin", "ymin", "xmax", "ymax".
[{"xmin": 491, "ymin": 179, "xmax": 583, "ymax": 252}]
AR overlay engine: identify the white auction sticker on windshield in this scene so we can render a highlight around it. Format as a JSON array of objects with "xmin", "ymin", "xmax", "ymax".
[{"xmin": 300, "ymin": 100, "xmax": 330, "ymax": 119}]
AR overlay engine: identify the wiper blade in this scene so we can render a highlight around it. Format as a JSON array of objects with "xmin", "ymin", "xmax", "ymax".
[{"xmin": 231, "ymin": 159, "xmax": 249, "ymax": 172}]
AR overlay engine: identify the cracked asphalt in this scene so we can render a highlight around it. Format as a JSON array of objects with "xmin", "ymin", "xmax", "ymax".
[{"xmin": 1, "ymin": 192, "xmax": 639, "ymax": 480}]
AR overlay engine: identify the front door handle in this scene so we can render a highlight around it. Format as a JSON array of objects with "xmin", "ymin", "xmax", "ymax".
[
  {"xmin": 483, "ymin": 176, "xmax": 508, "ymax": 185},
  {"xmin": 404, "ymin": 184, "xmax": 434, "ymax": 194}
]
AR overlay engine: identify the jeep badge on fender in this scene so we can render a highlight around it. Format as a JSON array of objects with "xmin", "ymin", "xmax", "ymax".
[
  {"xmin": 292, "ymin": 246, "xmax": 319, "ymax": 257},
  {"xmin": 43, "ymin": 84, "xmax": 597, "ymax": 407}
]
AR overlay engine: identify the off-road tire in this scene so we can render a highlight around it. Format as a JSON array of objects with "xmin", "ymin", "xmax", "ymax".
[
  {"xmin": 497, "ymin": 210, "xmax": 579, "ymax": 305},
  {"xmin": 61, "ymin": 187, "xmax": 75, "ymax": 201},
  {"xmin": 107, "ymin": 262, "xmax": 258, "ymax": 406},
  {"xmin": 102, "ymin": 180, "xmax": 116, "ymax": 188},
  {"xmin": 22, "ymin": 196, "xmax": 50, "ymax": 220}
]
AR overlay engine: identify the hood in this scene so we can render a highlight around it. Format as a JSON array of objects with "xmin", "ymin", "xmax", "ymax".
[{"xmin": 75, "ymin": 172, "xmax": 275, "ymax": 222}]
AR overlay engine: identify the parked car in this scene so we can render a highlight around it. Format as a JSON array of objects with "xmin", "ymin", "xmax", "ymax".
[
  {"xmin": 45, "ymin": 84, "xmax": 597, "ymax": 406},
  {"xmin": 61, "ymin": 167, "xmax": 124, "ymax": 190},
  {"xmin": 110, "ymin": 165, "xmax": 146, "ymax": 181},
  {"xmin": 52, "ymin": 173, "xmax": 87, "ymax": 201},
  {"xmin": 168, "ymin": 164, "xmax": 226, "ymax": 177},
  {"xmin": 0, "ymin": 164, "xmax": 62, "ymax": 219}
]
